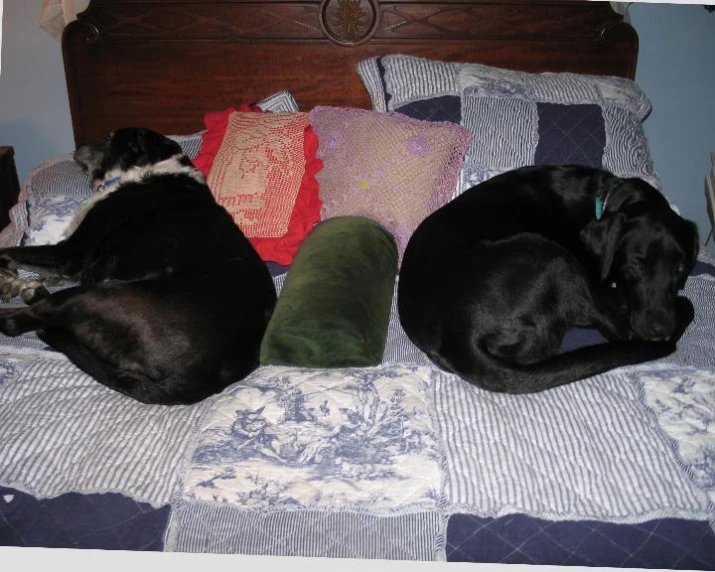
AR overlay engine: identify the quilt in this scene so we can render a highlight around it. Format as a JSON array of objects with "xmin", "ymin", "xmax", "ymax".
[{"xmin": 1, "ymin": 262, "xmax": 715, "ymax": 566}]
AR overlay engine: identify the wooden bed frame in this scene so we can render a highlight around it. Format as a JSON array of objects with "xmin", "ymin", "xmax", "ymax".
[{"xmin": 62, "ymin": 0, "xmax": 639, "ymax": 146}]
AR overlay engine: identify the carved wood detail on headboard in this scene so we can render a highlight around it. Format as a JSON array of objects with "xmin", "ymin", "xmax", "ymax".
[{"xmin": 63, "ymin": 0, "xmax": 638, "ymax": 145}]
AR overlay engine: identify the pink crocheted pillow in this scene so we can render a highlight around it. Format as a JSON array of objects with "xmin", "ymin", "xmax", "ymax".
[{"xmin": 309, "ymin": 106, "xmax": 471, "ymax": 263}]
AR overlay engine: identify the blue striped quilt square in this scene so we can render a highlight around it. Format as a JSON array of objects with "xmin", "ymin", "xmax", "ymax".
[
  {"xmin": 429, "ymin": 368, "xmax": 713, "ymax": 523},
  {"xmin": 165, "ymin": 504, "xmax": 446, "ymax": 559},
  {"xmin": 0, "ymin": 353, "xmax": 210, "ymax": 508},
  {"xmin": 459, "ymin": 94, "xmax": 538, "ymax": 191},
  {"xmin": 664, "ymin": 274, "xmax": 715, "ymax": 371},
  {"xmin": 356, "ymin": 54, "xmax": 460, "ymax": 114}
]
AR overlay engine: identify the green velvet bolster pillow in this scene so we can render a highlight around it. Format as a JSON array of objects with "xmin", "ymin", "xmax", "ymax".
[{"xmin": 259, "ymin": 216, "xmax": 398, "ymax": 368}]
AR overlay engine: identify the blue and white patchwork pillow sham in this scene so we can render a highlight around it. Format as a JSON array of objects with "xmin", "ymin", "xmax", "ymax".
[
  {"xmin": 357, "ymin": 55, "xmax": 659, "ymax": 195},
  {"xmin": 0, "ymin": 91, "xmax": 300, "ymax": 249}
]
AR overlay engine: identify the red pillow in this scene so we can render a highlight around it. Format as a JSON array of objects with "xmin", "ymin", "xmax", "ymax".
[{"xmin": 193, "ymin": 103, "xmax": 322, "ymax": 265}]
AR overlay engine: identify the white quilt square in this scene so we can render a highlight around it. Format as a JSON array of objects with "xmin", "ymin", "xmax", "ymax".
[{"xmin": 182, "ymin": 365, "xmax": 443, "ymax": 513}]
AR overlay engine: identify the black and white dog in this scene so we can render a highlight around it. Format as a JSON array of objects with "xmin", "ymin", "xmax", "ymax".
[
  {"xmin": 0, "ymin": 128, "xmax": 277, "ymax": 405},
  {"xmin": 398, "ymin": 165, "xmax": 699, "ymax": 393}
]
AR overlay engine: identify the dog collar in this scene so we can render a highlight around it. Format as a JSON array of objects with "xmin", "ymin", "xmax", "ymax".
[
  {"xmin": 596, "ymin": 179, "xmax": 628, "ymax": 220},
  {"xmin": 595, "ymin": 194, "xmax": 608, "ymax": 220},
  {"xmin": 96, "ymin": 176, "xmax": 121, "ymax": 193}
]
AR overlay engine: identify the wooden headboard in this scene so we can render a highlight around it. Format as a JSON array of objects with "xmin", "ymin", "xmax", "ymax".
[{"xmin": 62, "ymin": 0, "xmax": 639, "ymax": 146}]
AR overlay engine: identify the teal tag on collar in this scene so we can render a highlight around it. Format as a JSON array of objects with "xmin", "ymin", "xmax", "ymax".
[{"xmin": 595, "ymin": 196, "xmax": 605, "ymax": 220}]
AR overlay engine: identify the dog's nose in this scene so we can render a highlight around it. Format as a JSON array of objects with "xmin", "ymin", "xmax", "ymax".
[
  {"xmin": 643, "ymin": 318, "xmax": 673, "ymax": 341},
  {"xmin": 632, "ymin": 309, "xmax": 674, "ymax": 341}
]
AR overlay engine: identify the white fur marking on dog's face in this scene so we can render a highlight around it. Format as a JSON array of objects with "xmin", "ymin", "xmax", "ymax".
[{"xmin": 64, "ymin": 154, "xmax": 206, "ymax": 239}]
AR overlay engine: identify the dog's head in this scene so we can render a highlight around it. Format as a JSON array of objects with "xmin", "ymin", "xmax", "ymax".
[
  {"xmin": 580, "ymin": 176, "xmax": 699, "ymax": 341},
  {"xmin": 74, "ymin": 127, "xmax": 195, "ymax": 190}
]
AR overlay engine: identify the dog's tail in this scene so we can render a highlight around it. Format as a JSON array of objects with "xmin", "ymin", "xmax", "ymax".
[{"xmin": 432, "ymin": 338, "xmax": 676, "ymax": 393}]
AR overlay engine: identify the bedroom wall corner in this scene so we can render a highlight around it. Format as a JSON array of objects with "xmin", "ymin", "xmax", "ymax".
[{"xmin": 0, "ymin": 0, "xmax": 74, "ymax": 187}]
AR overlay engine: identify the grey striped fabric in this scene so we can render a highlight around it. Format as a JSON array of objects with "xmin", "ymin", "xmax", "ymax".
[
  {"xmin": 669, "ymin": 273, "xmax": 715, "ymax": 370},
  {"xmin": 429, "ymin": 367, "xmax": 713, "ymax": 522},
  {"xmin": 601, "ymin": 105, "xmax": 659, "ymax": 187},
  {"xmin": 382, "ymin": 278, "xmax": 430, "ymax": 367},
  {"xmin": 0, "ymin": 271, "xmax": 287, "ymax": 506},
  {"xmin": 458, "ymin": 64, "xmax": 651, "ymax": 120},
  {"xmin": 357, "ymin": 55, "xmax": 460, "ymax": 113},
  {"xmin": 0, "ymin": 351, "xmax": 213, "ymax": 507},
  {"xmin": 165, "ymin": 504, "xmax": 446, "ymax": 560},
  {"xmin": 255, "ymin": 90, "xmax": 300, "ymax": 113},
  {"xmin": 356, "ymin": 57, "xmax": 387, "ymax": 111},
  {"xmin": 460, "ymin": 94, "xmax": 539, "ymax": 188}
]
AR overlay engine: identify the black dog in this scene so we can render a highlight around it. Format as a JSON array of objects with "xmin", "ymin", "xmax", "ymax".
[
  {"xmin": 398, "ymin": 165, "xmax": 699, "ymax": 393},
  {"xmin": 0, "ymin": 128, "xmax": 277, "ymax": 405}
]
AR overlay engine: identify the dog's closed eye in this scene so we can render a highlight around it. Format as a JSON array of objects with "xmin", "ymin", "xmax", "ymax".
[{"xmin": 629, "ymin": 256, "xmax": 645, "ymax": 270}]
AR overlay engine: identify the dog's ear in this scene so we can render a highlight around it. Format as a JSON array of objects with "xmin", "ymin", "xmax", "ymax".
[
  {"xmin": 121, "ymin": 128, "xmax": 181, "ymax": 160},
  {"xmin": 580, "ymin": 212, "xmax": 626, "ymax": 282},
  {"xmin": 126, "ymin": 131, "xmax": 145, "ymax": 155},
  {"xmin": 143, "ymin": 129, "xmax": 181, "ymax": 157}
]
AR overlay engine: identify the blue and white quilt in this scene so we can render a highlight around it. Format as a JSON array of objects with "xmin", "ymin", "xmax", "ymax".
[{"xmin": 1, "ymin": 259, "xmax": 715, "ymax": 565}]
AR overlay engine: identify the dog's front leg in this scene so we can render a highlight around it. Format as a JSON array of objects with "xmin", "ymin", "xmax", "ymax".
[
  {"xmin": 591, "ymin": 286, "xmax": 634, "ymax": 341},
  {"xmin": 0, "ymin": 243, "xmax": 74, "ymax": 272}
]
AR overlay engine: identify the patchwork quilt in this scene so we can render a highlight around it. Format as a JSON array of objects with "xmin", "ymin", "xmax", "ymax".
[{"xmin": 1, "ymin": 263, "xmax": 715, "ymax": 567}]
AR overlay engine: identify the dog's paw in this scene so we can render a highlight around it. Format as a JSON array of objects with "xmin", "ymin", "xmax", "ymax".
[
  {"xmin": 0, "ymin": 272, "xmax": 46, "ymax": 303},
  {"xmin": 0, "ymin": 269, "xmax": 24, "ymax": 302},
  {"xmin": 20, "ymin": 283, "xmax": 50, "ymax": 305}
]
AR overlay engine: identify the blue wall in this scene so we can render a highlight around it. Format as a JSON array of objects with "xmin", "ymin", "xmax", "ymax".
[
  {"xmin": 0, "ymin": 0, "xmax": 75, "ymax": 184},
  {"xmin": 629, "ymin": 2, "xmax": 715, "ymax": 250},
  {"xmin": 1, "ymin": 1, "xmax": 714, "ymax": 248}
]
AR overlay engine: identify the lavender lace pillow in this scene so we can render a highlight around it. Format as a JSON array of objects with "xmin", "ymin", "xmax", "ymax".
[{"xmin": 309, "ymin": 106, "xmax": 471, "ymax": 263}]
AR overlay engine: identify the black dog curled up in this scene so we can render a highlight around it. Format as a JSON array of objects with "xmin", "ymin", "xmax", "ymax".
[
  {"xmin": 398, "ymin": 165, "xmax": 699, "ymax": 393},
  {"xmin": 0, "ymin": 128, "xmax": 277, "ymax": 405}
]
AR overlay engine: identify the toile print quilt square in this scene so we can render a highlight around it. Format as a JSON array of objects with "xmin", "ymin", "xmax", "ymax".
[{"xmin": 178, "ymin": 365, "xmax": 445, "ymax": 513}]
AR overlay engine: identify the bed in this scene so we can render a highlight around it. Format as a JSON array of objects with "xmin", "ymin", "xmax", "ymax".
[{"xmin": 1, "ymin": 0, "xmax": 715, "ymax": 567}]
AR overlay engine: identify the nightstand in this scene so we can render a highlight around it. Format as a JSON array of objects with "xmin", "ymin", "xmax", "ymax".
[{"xmin": 0, "ymin": 147, "xmax": 21, "ymax": 230}]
